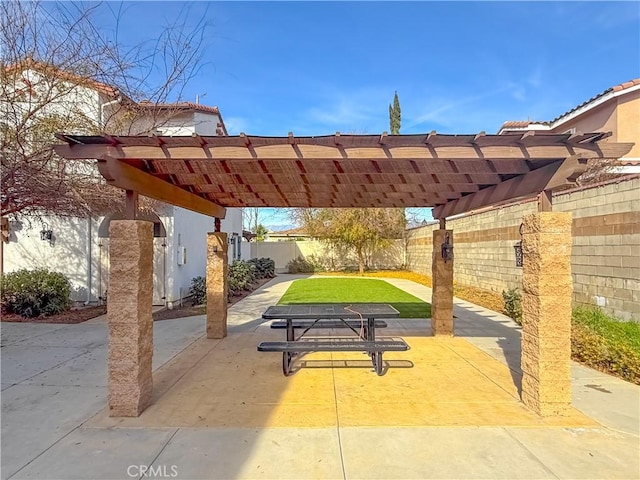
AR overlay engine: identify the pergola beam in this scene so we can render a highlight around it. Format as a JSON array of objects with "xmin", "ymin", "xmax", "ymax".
[
  {"xmin": 432, "ymin": 155, "xmax": 589, "ymax": 219},
  {"xmin": 53, "ymin": 141, "xmax": 631, "ymax": 162},
  {"xmin": 99, "ymin": 156, "xmax": 226, "ymax": 218}
]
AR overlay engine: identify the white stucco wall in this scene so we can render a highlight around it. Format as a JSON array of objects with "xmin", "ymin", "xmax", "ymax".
[
  {"xmin": 162, "ymin": 206, "xmax": 243, "ymax": 305},
  {"xmin": 4, "ymin": 205, "xmax": 243, "ymax": 307},
  {"xmin": 193, "ymin": 111, "xmax": 222, "ymax": 135},
  {"xmin": 4, "ymin": 216, "xmax": 102, "ymax": 304}
]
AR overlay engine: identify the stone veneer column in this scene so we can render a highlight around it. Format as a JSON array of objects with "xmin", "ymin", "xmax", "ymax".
[
  {"xmin": 107, "ymin": 220, "xmax": 154, "ymax": 417},
  {"xmin": 431, "ymin": 229, "xmax": 454, "ymax": 335},
  {"xmin": 521, "ymin": 212, "xmax": 573, "ymax": 416},
  {"xmin": 207, "ymin": 232, "xmax": 228, "ymax": 339}
]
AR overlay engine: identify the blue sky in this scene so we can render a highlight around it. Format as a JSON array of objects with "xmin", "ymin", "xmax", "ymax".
[{"xmin": 93, "ymin": 1, "xmax": 639, "ymax": 227}]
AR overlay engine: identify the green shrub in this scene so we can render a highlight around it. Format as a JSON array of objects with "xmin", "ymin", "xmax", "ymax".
[
  {"xmin": 1, "ymin": 268, "xmax": 71, "ymax": 317},
  {"xmin": 248, "ymin": 257, "xmax": 275, "ymax": 279},
  {"xmin": 572, "ymin": 307, "xmax": 640, "ymax": 384},
  {"xmin": 228, "ymin": 260, "xmax": 257, "ymax": 298},
  {"xmin": 286, "ymin": 256, "xmax": 317, "ymax": 274},
  {"xmin": 189, "ymin": 276, "xmax": 206, "ymax": 305},
  {"xmin": 502, "ymin": 287, "xmax": 522, "ymax": 325}
]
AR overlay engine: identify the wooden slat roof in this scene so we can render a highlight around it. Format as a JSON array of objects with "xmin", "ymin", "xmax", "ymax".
[{"xmin": 54, "ymin": 132, "xmax": 633, "ymax": 219}]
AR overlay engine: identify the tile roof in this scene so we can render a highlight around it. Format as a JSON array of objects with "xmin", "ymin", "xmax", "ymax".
[
  {"xmin": 500, "ymin": 120, "xmax": 548, "ymax": 129},
  {"xmin": 500, "ymin": 78, "xmax": 640, "ymax": 133},
  {"xmin": 138, "ymin": 101, "xmax": 220, "ymax": 115},
  {"xmin": 549, "ymin": 78, "xmax": 640, "ymax": 124},
  {"xmin": 5, "ymin": 58, "xmax": 121, "ymax": 98},
  {"xmin": 269, "ymin": 227, "xmax": 308, "ymax": 235}
]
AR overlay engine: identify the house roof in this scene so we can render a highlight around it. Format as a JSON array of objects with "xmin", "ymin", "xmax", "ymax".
[
  {"xmin": 137, "ymin": 101, "xmax": 227, "ymax": 135},
  {"xmin": 54, "ymin": 131, "xmax": 634, "ymax": 219},
  {"xmin": 138, "ymin": 101, "xmax": 220, "ymax": 115},
  {"xmin": 5, "ymin": 59, "xmax": 227, "ymax": 133},
  {"xmin": 269, "ymin": 227, "xmax": 308, "ymax": 236},
  {"xmin": 500, "ymin": 120, "xmax": 549, "ymax": 130},
  {"xmin": 549, "ymin": 78, "xmax": 640, "ymax": 124},
  {"xmin": 4, "ymin": 57, "xmax": 121, "ymax": 99},
  {"xmin": 499, "ymin": 78, "xmax": 640, "ymax": 133}
]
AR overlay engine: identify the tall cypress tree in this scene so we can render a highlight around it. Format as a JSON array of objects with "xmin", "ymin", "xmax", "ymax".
[{"xmin": 388, "ymin": 91, "xmax": 401, "ymax": 135}]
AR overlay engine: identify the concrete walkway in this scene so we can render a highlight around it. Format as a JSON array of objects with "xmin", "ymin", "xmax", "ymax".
[{"xmin": 1, "ymin": 274, "xmax": 638, "ymax": 479}]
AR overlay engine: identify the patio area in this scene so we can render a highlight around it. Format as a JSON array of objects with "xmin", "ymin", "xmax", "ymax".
[
  {"xmin": 88, "ymin": 318, "xmax": 595, "ymax": 430},
  {"xmin": 2, "ymin": 275, "xmax": 639, "ymax": 479}
]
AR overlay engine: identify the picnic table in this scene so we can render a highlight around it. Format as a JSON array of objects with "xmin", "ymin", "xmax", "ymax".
[{"xmin": 257, "ymin": 304, "xmax": 409, "ymax": 375}]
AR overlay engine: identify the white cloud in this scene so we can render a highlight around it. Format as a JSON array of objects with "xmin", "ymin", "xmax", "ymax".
[{"xmin": 298, "ymin": 86, "xmax": 391, "ymax": 134}]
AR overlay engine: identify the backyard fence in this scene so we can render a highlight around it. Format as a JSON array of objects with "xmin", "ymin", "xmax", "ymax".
[{"xmin": 406, "ymin": 175, "xmax": 640, "ymax": 321}]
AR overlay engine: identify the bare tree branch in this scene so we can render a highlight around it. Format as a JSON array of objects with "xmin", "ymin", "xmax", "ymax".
[{"xmin": 1, "ymin": 0, "xmax": 211, "ymax": 219}]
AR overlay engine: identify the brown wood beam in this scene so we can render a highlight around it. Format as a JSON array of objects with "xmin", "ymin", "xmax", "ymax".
[
  {"xmin": 54, "ymin": 141, "xmax": 633, "ymax": 162},
  {"xmin": 538, "ymin": 190, "xmax": 553, "ymax": 212},
  {"xmin": 125, "ymin": 190, "xmax": 138, "ymax": 219},
  {"xmin": 97, "ymin": 157, "xmax": 226, "ymax": 218},
  {"xmin": 432, "ymin": 155, "xmax": 589, "ymax": 219}
]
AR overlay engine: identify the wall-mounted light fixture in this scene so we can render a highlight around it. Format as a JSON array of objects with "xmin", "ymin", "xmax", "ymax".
[
  {"xmin": 514, "ymin": 223, "xmax": 524, "ymax": 268},
  {"xmin": 441, "ymin": 232, "xmax": 454, "ymax": 262},
  {"xmin": 40, "ymin": 223, "xmax": 53, "ymax": 242}
]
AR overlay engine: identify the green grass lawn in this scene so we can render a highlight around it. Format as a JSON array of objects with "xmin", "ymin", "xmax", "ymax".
[
  {"xmin": 278, "ymin": 278, "xmax": 431, "ymax": 318},
  {"xmin": 572, "ymin": 307, "xmax": 640, "ymax": 384}
]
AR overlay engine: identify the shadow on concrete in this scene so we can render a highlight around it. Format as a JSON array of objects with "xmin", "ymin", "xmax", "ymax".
[{"xmin": 453, "ymin": 299, "xmax": 523, "ymax": 397}]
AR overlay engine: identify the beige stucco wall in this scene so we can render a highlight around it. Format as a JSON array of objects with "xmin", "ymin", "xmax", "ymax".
[
  {"xmin": 554, "ymin": 101, "xmax": 617, "ymax": 138},
  {"xmin": 616, "ymin": 90, "xmax": 640, "ymax": 158},
  {"xmin": 406, "ymin": 176, "xmax": 640, "ymax": 321},
  {"xmin": 550, "ymin": 89, "xmax": 639, "ymax": 159},
  {"xmin": 250, "ymin": 239, "xmax": 404, "ymax": 273}
]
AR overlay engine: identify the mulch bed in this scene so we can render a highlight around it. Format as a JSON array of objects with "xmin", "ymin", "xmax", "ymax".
[
  {"xmin": 153, "ymin": 277, "xmax": 273, "ymax": 321},
  {"xmin": 1, "ymin": 305, "xmax": 108, "ymax": 324}
]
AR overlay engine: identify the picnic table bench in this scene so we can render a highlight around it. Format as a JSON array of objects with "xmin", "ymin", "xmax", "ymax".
[{"xmin": 257, "ymin": 304, "xmax": 409, "ymax": 376}]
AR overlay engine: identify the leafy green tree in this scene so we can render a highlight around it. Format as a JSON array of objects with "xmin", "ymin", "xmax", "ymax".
[
  {"xmin": 291, "ymin": 208, "xmax": 405, "ymax": 274},
  {"xmin": 255, "ymin": 224, "xmax": 269, "ymax": 242},
  {"xmin": 388, "ymin": 91, "xmax": 401, "ymax": 135}
]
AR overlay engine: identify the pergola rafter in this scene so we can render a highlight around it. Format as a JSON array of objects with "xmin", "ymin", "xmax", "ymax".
[{"xmin": 54, "ymin": 132, "xmax": 633, "ymax": 218}]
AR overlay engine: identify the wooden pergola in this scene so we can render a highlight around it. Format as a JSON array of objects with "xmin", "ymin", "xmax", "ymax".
[
  {"xmin": 56, "ymin": 131, "xmax": 629, "ymax": 216},
  {"xmin": 55, "ymin": 131, "xmax": 633, "ymax": 418}
]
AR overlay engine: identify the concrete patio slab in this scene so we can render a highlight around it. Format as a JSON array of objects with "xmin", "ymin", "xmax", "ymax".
[
  {"xmin": 22, "ymin": 347, "xmax": 107, "ymax": 387},
  {"xmin": 1, "ymin": 345, "xmax": 91, "ymax": 386},
  {"xmin": 11, "ymin": 427, "xmax": 177, "ymax": 480},
  {"xmin": 149, "ymin": 427, "xmax": 343, "ymax": 480},
  {"xmin": 86, "ymin": 332, "xmax": 595, "ymax": 429},
  {"xmin": 507, "ymin": 427, "xmax": 640, "ymax": 479},
  {"xmin": 1, "ymin": 384, "xmax": 106, "ymax": 479},
  {"xmin": 339, "ymin": 426, "xmax": 556, "ymax": 479},
  {"xmin": 0, "ymin": 323, "xmax": 67, "ymax": 346},
  {"xmin": 2, "ymin": 274, "xmax": 639, "ymax": 480}
]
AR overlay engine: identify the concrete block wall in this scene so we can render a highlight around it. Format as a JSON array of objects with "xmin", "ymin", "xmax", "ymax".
[
  {"xmin": 406, "ymin": 175, "xmax": 640, "ymax": 321},
  {"xmin": 554, "ymin": 176, "xmax": 640, "ymax": 320},
  {"xmin": 407, "ymin": 201, "xmax": 536, "ymax": 292}
]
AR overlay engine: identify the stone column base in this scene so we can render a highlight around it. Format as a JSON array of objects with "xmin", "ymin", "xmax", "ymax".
[
  {"xmin": 431, "ymin": 229, "xmax": 454, "ymax": 336},
  {"xmin": 107, "ymin": 220, "xmax": 154, "ymax": 417},
  {"xmin": 207, "ymin": 232, "xmax": 228, "ymax": 339},
  {"xmin": 521, "ymin": 212, "xmax": 573, "ymax": 416}
]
